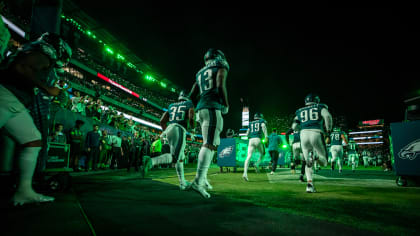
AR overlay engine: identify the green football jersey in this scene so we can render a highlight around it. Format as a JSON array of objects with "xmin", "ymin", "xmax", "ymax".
[{"xmin": 195, "ymin": 59, "xmax": 229, "ymax": 110}]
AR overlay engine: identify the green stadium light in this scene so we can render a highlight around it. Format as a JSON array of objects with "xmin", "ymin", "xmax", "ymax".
[
  {"xmin": 145, "ymin": 75, "xmax": 155, "ymax": 82},
  {"xmin": 116, "ymin": 54, "xmax": 125, "ymax": 61},
  {"xmin": 105, "ymin": 47, "xmax": 114, "ymax": 55},
  {"xmin": 127, "ymin": 62, "xmax": 136, "ymax": 69},
  {"xmin": 61, "ymin": 14, "xmax": 177, "ymax": 92}
]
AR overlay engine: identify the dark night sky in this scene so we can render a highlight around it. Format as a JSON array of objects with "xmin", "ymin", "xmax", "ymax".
[{"xmin": 68, "ymin": 2, "xmax": 418, "ymax": 131}]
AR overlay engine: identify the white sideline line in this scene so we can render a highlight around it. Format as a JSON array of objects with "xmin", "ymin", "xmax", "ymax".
[{"xmin": 266, "ymin": 172, "xmax": 403, "ymax": 188}]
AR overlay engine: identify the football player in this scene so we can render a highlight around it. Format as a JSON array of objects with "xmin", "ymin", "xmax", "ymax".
[
  {"xmin": 292, "ymin": 93, "xmax": 332, "ymax": 193},
  {"xmin": 0, "ymin": 34, "xmax": 71, "ymax": 205},
  {"xmin": 362, "ymin": 150, "xmax": 370, "ymax": 168},
  {"xmin": 347, "ymin": 139, "xmax": 359, "ymax": 172},
  {"xmin": 187, "ymin": 48, "xmax": 229, "ymax": 198},
  {"xmin": 328, "ymin": 127, "xmax": 348, "ymax": 173},
  {"xmin": 242, "ymin": 112, "xmax": 268, "ymax": 181},
  {"xmin": 142, "ymin": 91, "xmax": 195, "ymax": 190}
]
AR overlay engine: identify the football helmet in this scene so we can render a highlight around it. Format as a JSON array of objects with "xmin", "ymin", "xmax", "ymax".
[
  {"xmin": 304, "ymin": 93, "xmax": 320, "ymax": 105},
  {"xmin": 254, "ymin": 112, "xmax": 264, "ymax": 120},
  {"xmin": 204, "ymin": 48, "xmax": 225, "ymax": 65},
  {"xmin": 37, "ymin": 32, "xmax": 72, "ymax": 68},
  {"xmin": 178, "ymin": 90, "xmax": 190, "ymax": 101}
]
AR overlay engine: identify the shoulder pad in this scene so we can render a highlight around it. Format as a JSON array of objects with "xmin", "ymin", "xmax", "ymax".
[
  {"xmin": 186, "ymin": 100, "xmax": 194, "ymax": 108},
  {"xmin": 318, "ymin": 103, "xmax": 328, "ymax": 109},
  {"xmin": 214, "ymin": 59, "xmax": 230, "ymax": 71}
]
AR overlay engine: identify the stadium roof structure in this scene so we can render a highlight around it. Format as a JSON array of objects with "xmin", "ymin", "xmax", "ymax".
[{"xmin": 62, "ymin": 0, "xmax": 179, "ymax": 93}]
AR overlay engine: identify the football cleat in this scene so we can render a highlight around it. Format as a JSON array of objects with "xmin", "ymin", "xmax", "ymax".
[
  {"xmin": 12, "ymin": 193, "xmax": 55, "ymax": 206},
  {"xmin": 306, "ymin": 183, "xmax": 317, "ymax": 193},
  {"xmin": 242, "ymin": 175, "xmax": 249, "ymax": 182},
  {"xmin": 205, "ymin": 179, "xmax": 213, "ymax": 190},
  {"xmin": 179, "ymin": 181, "xmax": 192, "ymax": 191},
  {"xmin": 191, "ymin": 182, "xmax": 211, "ymax": 199}
]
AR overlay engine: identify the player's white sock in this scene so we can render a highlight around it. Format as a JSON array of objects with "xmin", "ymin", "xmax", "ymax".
[
  {"xmin": 151, "ymin": 153, "xmax": 172, "ymax": 167},
  {"xmin": 305, "ymin": 164, "xmax": 314, "ymax": 183},
  {"xmin": 195, "ymin": 147, "xmax": 214, "ymax": 186},
  {"xmin": 15, "ymin": 147, "xmax": 41, "ymax": 194},
  {"xmin": 175, "ymin": 162, "xmax": 186, "ymax": 185},
  {"xmin": 243, "ymin": 154, "xmax": 252, "ymax": 177},
  {"xmin": 337, "ymin": 159, "xmax": 342, "ymax": 171},
  {"xmin": 12, "ymin": 147, "xmax": 54, "ymax": 205}
]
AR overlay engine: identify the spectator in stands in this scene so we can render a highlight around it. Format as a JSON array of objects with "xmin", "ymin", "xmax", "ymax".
[
  {"xmin": 384, "ymin": 153, "xmax": 393, "ymax": 172},
  {"xmin": 110, "ymin": 132, "xmax": 123, "ymax": 169},
  {"xmin": 51, "ymin": 80, "xmax": 70, "ymax": 119},
  {"xmin": 85, "ymin": 124, "xmax": 102, "ymax": 171},
  {"xmin": 49, "ymin": 123, "xmax": 66, "ymax": 144},
  {"xmin": 140, "ymin": 136, "xmax": 151, "ymax": 166},
  {"xmin": 71, "ymin": 90, "xmax": 82, "ymax": 113},
  {"xmin": 128, "ymin": 132, "xmax": 142, "ymax": 172},
  {"xmin": 268, "ymin": 128, "xmax": 282, "ymax": 175},
  {"xmin": 121, "ymin": 135, "xmax": 131, "ymax": 169},
  {"xmin": 69, "ymin": 119, "xmax": 85, "ymax": 172},
  {"xmin": 91, "ymin": 99, "xmax": 103, "ymax": 121},
  {"xmin": 85, "ymin": 96, "xmax": 94, "ymax": 118},
  {"xmin": 151, "ymin": 135, "xmax": 162, "ymax": 158},
  {"xmin": 99, "ymin": 129, "xmax": 112, "ymax": 169},
  {"xmin": 126, "ymin": 119, "xmax": 134, "ymax": 133}
]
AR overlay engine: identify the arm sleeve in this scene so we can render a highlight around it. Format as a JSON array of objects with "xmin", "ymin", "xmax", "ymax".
[
  {"xmin": 291, "ymin": 116, "xmax": 299, "ymax": 131},
  {"xmin": 262, "ymin": 123, "xmax": 268, "ymax": 140},
  {"xmin": 321, "ymin": 108, "xmax": 333, "ymax": 132}
]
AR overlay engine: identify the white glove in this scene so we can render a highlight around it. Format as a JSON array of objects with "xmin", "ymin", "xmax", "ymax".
[
  {"xmin": 221, "ymin": 106, "xmax": 229, "ymax": 115},
  {"xmin": 190, "ymin": 134, "xmax": 196, "ymax": 142}
]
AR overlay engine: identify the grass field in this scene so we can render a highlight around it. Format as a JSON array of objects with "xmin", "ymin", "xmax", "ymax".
[
  {"xmin": 147, "ymin": 164, "xmax": 420, "ymax": 235},
  {"xmin": 4, "ymin": 164, "xmax": 420, "ymax": 235}
]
